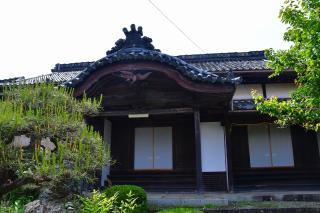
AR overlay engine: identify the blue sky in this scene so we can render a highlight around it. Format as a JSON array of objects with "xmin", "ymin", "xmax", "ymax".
[{"xmin": 0, "ymin": 0, "xmax": 290, "ymax": 79}]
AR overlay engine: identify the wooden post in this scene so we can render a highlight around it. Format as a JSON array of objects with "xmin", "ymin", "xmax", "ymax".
[
  {"xmin": 194, "ymin": 109, "xmax": 203, "ymax": 192},
  {"xmin": 225, "ymin": 114, "xmax": 234, "ymax": 192}
]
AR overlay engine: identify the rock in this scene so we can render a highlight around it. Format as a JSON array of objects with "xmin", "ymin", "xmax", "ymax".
[
  {"xmin": 10, "ymin": 135, "xmax": 31, "ymax": 147},
  {"xmin": 24, "ymin": 200, "xmax": 41, "ymax": 213},
  {"xmin": 24, "ymin": 188, "xmax": 77, "ymax": 213},
  {"xmin": 41, "ymin": 137, "xmax": 56, "ymax": 151},
  {"xmin": 24, "ymin": 199, "xmax": 76, "ymax": 213}
]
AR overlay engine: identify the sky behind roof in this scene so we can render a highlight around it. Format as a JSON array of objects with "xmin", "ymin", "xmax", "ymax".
[{"xmin": 0, "ymin": 0, "xmax": 290, "ymax": 79}]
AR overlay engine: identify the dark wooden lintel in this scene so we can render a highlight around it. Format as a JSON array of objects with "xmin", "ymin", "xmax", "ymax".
[{"xmin": 97, "ymin": 108, "xmax": 194, "ymax": 117}]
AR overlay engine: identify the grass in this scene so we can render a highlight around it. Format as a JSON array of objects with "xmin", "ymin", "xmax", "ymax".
[
  {"xmin": 202, "ymin": 201, "xmax": 320, "ymax": 209},
  {"xmin": 152, "ymin": 201, "xmax": 320, "ymax": 212},
  {"xmin": 156, "ymin": 207, "xmax": 202, "ymax": 213}
]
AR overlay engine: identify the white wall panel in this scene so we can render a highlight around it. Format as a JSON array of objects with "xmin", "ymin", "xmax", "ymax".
[
  {"xmin": 266, "ymin": 83, "xmax": 296, "ymax": 99},
  {"xmin": 200, "ymin": 122, "xmax": 226, "ymax": 172},
  {"xmin": 248, "ymin": 125, "xmax": 272, "ymax": 167},
  {"xmin": 233, "ymin": 84, "xmax": 263, "ymax": 100},
  {"xmin": 269, "ymin": 125, "xmax": 294, "ymax": 167},
  {"xmin": 154, "ymin": 127, "xmax": 173, "ymax": 169},
  {"xmin": 134, "ymin": 127, "xmax": 153, "ymax": 169}
]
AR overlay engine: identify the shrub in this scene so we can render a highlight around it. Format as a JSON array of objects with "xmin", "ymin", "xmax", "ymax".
[
  {"xmin": 79, "ymin": 189, "xmax": 117, "ymax": 213},
  {"xmin": 0, "ymin": 84, "xmax": 108, "ymax": 197},
  {"xmin": 80, "ymin": 189, "xmax": 141, "ymax": 213},
  {"xmin": 104, "ymin": 185, "xmax": 147, "ymax": 213}
]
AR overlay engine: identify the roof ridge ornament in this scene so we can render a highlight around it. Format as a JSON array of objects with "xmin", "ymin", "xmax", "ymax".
[{"xmin": 106, "ymin": 24, "xmax": 160, "ymax": 55}]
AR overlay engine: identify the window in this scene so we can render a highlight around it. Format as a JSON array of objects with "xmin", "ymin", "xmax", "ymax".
[
  {"xmin": 248, "ymin": 124, "xmax": 294, "ymax": 168},
  {"xmin": 134, "ymin": 127, "xmax": 172, "ymax": 170}
]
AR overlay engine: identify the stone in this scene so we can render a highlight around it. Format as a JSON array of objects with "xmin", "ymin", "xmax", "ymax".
[
  {"xmin": 10, "ymin": 135, "xmax": 31, "ymax": 147},
  {"xmin": 41, "ymin": 137, "xmax": 56, "ymax": 151},
  {"xmin": 24, "ymin": 200, "xmax": 41, "ymax": 213}
]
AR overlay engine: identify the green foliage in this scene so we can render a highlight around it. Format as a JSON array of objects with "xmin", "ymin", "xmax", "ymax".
[
  {"xmin": 79, "ymin": 189, "xmax": 141, "ymax": 213},
  {"xmin": 3, "ymin": 184, "xmax": 39, "ymax": 205},
  {"xmin": 0, "ymin": 83, "xmax": 108, "ymax": 195},
  {"xmin": 156, "ymin": 208, "xmax": 202, "ymax": 213},
  {"xmin": 79, "ymin": 189, "xmax": 117, "ymax": 213},
  {"xmin": 0, "ymin": 201, "xmax": 25, "ymax": 213},
  {"xmin": 253, "ymin": 0, "xmax": 320, "ymax": 131},
  {"xmin": 104, "ymin": 185, "xmax": 147, "ymax": 213},
  {"xmin": 0, "ymin": 185, "xmax": 38, "ymax": 213}
]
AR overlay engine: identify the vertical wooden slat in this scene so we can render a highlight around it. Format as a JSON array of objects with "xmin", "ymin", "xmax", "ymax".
[{"xmin": 194, "ymin": 109, "xmax": 203, "ymax": 192}]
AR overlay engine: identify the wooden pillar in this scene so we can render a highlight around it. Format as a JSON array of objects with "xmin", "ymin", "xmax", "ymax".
[
  {"xmin": 194, "ymin": 109, "xmax": 203, "ymax": 192},
  {"xmin": 101, "ymin": 118, "xmax": 112, "ymax": 187},
  {"xmin": 225, "ymin": 115, "xmax": 234, "ymax": 192}
]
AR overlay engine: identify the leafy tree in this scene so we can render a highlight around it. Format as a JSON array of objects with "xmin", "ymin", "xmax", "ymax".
[
  {"xmin": 253, "ymin": 0, "xmax": 320, "ymax": 131},
  {"xmin": 0, "ymin": 84, "xmax": 108, "ymax": 197}
]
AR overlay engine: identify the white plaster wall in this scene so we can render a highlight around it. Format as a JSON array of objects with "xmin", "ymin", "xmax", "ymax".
[
  {"xmin": 248, "ymin": 125, "xmax": 272, "ymax": 168},
  {"xmin": 266, "ymin": 83, "xmax": 296, "ymax": 99},
  {"xmin": 154, "ymin": 127, "xmax": 173, "ymax": 169},
  {"xmin": 233, "ymin": 84, "xmax": 263, "ymax": 100},
  {"xmin": 200, "ymin": 122, "xmax": 226, "ymax": 172},
  {"xmin": 134, "ymin": 127, "xmax": 154, "ymax": 169},
  {"xmin": 269, "ymin": 125, "xmax": 294, "ymax": 167}
]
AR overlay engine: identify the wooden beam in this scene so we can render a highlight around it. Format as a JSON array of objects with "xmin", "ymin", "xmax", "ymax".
[
  {"xmin": 194, "ymin": 109, "xmax": 203, "ymax": 192},
  {"xmin": 224, "ymin": 114, "xmax": 234, "ymax": 192},
  {"xmin": 97, "ymin": 108, "xmax": 194, "ymax": 117}
]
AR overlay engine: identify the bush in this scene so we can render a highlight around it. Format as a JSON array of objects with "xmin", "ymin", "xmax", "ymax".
[
  {"xmin": 104, "ymin": 185, "xmax": 147, "ymax": 213},
  {"xmin": 0, "ymin": 84, "xmax": 108, "ymax": 197},
  {"xmin": 80, "ymin": 189, "xmax": 141, "ymax": 213},
  {"xmin": 79, "ymin": 189, "xmax": 117, "ymax": 213}
]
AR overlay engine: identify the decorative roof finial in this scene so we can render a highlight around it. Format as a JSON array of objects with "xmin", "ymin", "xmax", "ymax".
[{"xmin": 106, "ymin": 24, "xmax": 160, "ymax": 55}]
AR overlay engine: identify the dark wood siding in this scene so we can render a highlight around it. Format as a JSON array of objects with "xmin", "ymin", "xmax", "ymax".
[
  {"xmin": 111, "ymin": 117, "xmax": 134, "ymax": 170},
  {"xmin": 110, "ymin": 114, "xmax": 196, "ymax": 172},
  {"xmin": 291, "ymin": 126, "xmax": 320, "ymax": 168},
  {"xmin": 231, "ymin": 123, "xmax": 320, "ymax": 190},
  {"xmin": 231, "ymin": 126, "xmax": 250, "ymax": 169},
  {"xmin": 202, "ymin": 172, "xmax": 227, "ymax": 191}
]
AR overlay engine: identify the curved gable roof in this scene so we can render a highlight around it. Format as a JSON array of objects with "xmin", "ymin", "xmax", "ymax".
[{"xmin": 65, "ymin": 24, "xmax": 241, "ymax": 88}]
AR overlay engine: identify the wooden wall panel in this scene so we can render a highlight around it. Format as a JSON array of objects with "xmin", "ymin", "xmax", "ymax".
[
  {"xmin": 111, "ymin": 118, "xmax": 134, "ymax": 170},
  {"xmin": 173, "ymin": 116, "xmax": 196, "ymax": 170},
  {"xmin": 231, "ymin": 126, "xmax": 250, "ymax": 169},
  {"xmin": 110, "ymin": 115, "xmax": 196, "ymax": 172},
  {"xmin": 291, "ymin": 126, "xmax": 320, "ymax": 168},
  {"xmin": 202, "ymin": 172, "xmax": 227, "ymax": 191}
]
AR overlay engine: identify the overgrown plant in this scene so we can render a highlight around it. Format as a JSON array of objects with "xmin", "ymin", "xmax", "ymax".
[{"xmin": 0, "ymin": 83, "xmax": 108, "ymax": 197}]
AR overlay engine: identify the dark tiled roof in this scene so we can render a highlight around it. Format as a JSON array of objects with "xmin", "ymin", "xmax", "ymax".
[
  {"xmin": 0, "ymin": 71, "xmax": 81, "ymax": 86},
  {"xmin": 65, "ymin": 24, "xmax": 242, "ymax": 87},
  {"xmin": 179, "ymin": 51, "xmax": 267, "ymax": 72},
  {"xmin": 52, "ymin": 62, "xmax": 92, "ymax": 72},
  {"xmin": 50, "ymin": 51, "xmax": 267, "ymax": 74},
  {"xmin": 23, "ymin": 71, "xmax": 81, "ymax": 84},
  {"xmin": 0, "ymin": 76, "xmax": 25, "ymax": 86},
  {"xmin": 65, "ymin": 47, "xmax": 242, "ymax": 87}
]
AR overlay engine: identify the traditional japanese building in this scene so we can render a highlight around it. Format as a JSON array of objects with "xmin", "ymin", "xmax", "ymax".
[{"xmin": 2, "ymin": 24, "xmax": 320, "ymax": 192}]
